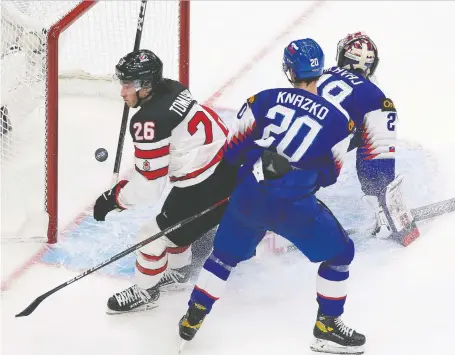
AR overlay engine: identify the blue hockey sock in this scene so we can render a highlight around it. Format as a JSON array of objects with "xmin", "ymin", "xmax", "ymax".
[
  {"xmin": 316, "ymin": 238, "xmax": 354, "ymax": 317},
  {"xmin": 316, "ymin": 262, "xmax": 349, "ymax": 317},
  {"xmin": 189, "ymin": 251, "xmax": 235, "ymax": 312}
]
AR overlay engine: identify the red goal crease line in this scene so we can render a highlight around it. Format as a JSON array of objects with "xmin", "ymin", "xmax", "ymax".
[{"xmin": 0, "ymin": 0, "xmax": 326, "ymax": 293}]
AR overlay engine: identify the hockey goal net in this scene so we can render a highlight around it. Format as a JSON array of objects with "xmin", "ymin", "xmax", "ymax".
[{"xmin": 1, "ymin": 0, "xmax": 190, "ymax": 243}]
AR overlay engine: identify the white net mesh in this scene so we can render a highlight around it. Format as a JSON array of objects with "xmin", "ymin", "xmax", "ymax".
[{"xmin": 1, "ymin": 0, "xmax": 182, "ymax": 242}]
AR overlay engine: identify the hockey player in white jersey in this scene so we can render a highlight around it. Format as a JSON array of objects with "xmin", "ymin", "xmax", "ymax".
[
  {"xmin": 317, "ymin": 32, "xmax": 418, "ymax": 244},
  {"xmin": 93, "ymin": 50, "xmax": 238, "ymax": 314}
]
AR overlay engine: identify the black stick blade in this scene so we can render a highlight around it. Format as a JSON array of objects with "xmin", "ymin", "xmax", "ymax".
[{"xmin": 15, "ymin": 295, "xmax": 46, "ymax": 317}]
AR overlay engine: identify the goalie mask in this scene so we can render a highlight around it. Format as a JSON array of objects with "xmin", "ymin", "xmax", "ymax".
[
  {"xmin": 336, "ymin": 32, "xmax": 379, "ymax": 78},
  {"xmin": 115, "ymin": 49, "xmax": 164, "ymax": 107}
]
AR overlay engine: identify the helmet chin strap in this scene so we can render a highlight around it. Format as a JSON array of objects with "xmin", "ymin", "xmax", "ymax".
[
  {"xmin": 285, "ymin": 69, "xmax": 298, "ymax": 86},
  {"xmin": 134, "ymin": 86, "xmax": 153, "ymax": 108}
]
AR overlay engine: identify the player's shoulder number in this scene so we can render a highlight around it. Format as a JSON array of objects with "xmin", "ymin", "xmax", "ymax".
[{"xmin": 132, "ymin": 105, "xmax": 228, "ymax": 144}]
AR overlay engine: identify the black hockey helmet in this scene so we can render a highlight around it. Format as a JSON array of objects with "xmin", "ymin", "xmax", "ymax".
[{"xmin": 115, "ymin": 49, "xmax": 164, "ymax": 90}]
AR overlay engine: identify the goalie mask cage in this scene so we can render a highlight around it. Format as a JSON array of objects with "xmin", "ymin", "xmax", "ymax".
[{"xmin": 1, "ymin": 1, "xmax": 190, "ymax": 243}]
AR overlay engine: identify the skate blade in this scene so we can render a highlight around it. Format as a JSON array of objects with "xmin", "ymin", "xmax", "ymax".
[
  {"xmin": 310, "ymin": 338, "xmax": 364, "ymax": 354},
  {"xmin": 106, "ymin": 303, "xmax": 158, "ymax": 315},
  {"xmin": 160, "ymin": 283, "xmax": 192, "ymax": 293},
  {"xmin": 178, "ymin": 340, "xmax": 187, "ymax": 354}
]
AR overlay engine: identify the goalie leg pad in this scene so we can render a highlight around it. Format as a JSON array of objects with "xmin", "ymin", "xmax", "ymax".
[{"xmin": 382, "ymin": 175, "xmax": 420, "ymax": 246}]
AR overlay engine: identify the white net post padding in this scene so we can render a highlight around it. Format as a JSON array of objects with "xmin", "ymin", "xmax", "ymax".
[{"xmin": 1, "ymin": 1, "xmax": 189, "ymax": 243}]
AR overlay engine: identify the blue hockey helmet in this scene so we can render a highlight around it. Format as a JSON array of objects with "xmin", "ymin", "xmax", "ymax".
[{"xmin": 282, "ymin": 38, "xmax": 325, "ymax": 82}]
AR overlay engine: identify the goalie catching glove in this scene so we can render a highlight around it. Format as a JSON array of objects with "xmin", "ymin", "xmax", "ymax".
[{"xmin": 93, "ymin": 180, "xmax": 129, "ymax": 221}]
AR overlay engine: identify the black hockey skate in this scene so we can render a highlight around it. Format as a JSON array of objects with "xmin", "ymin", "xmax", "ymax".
[
  {"xmin": 311, "ymin": 311, "xmax": 366, "ymax": 354},
  {"xmin": 179, "ymin": 303, "xmax": 208, "ymax": 341},
  {"xmin": 106, "ymin": 284, "xmax": 160, "ymax": 314},
  {"xmin": 155, "ymin": 264, "xmax": 192, "ymax": 291}
]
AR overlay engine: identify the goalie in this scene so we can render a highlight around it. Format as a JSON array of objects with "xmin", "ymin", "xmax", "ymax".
[{"xmin": 317, "ymin": 31, "xmax": 418, "ymax": 244}]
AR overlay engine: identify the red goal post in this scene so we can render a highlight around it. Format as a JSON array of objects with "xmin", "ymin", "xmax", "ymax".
[{"xmin": 1, "ymin": 1, "xmax": 190, "ymax": 244}]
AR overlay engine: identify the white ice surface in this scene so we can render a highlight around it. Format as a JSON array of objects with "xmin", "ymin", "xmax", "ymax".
[{"xmin": 2, "ymin": 1, "xmax": 455, "ymax": 355}]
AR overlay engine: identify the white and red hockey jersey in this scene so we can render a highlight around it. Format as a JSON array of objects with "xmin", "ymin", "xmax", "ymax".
[{"xmin": 118, "ymin": 79, "xmax": 229, "ymax": 209}]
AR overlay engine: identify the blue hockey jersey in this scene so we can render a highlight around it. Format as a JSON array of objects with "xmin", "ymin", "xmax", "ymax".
[
  {"xmin": 317, "ymin": 66, "xmax": 396, "ymax": 196},
  {"xmin": 223, "ymin": 87, "xmax": 356, "ymax": 193}
]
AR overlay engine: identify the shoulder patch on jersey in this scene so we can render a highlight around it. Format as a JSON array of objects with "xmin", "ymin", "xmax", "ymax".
[
  {"xmin": 247, "ymin": 95, "xmax": 256, "ymax": 105},
  {"xmin": 348, "ymin": 119, "xmax": 355, "ymax": 132},
  {"xmin": 381, "ymin": 98, "xmax": 396, "ymax": 112}
]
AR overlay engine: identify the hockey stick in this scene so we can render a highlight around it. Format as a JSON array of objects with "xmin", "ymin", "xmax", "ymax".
[
  {"xmin": 271, "ymin": 197, "xmax": 455, "ymax": 254},
  {"xmin": 111, "ymin": 0, "xmax": 148, "ymax": 187},
  {"xmin": 345, "ymin": 196, "xmax": 455, "ymax": 235},
  {"xmin": 410, "ymin": 197, "xmax": 455, "ymax": 222},
  {"xmin": 15, "ymin": 198, "xmax": 229, "ymax": 318}
]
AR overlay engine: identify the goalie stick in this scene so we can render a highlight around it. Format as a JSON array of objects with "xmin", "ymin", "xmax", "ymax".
[
  {"xmin": 410, "ymin": 197, "xmax": 455, "ymax": 222},
  {"xmin": 266, "ymin": 196, "xmax": 455, "ymax": 255},
  {"xmin": 15, "ymin": 198, "xmax": 229, "ymax": 318},
  {"xmin": 345, "ymin": 197, "xmax": 455, "ymax": 240},
  {"xmin": 111, "ymin": 0, "xmax": 148, "ymax": 187},
  {"xmin": 346, "ymin": 197, "xmax": 455, "ymax": 242},
  {"xmin": 342, "ymin": 175, "xmax": 455, "ymax": 246}
]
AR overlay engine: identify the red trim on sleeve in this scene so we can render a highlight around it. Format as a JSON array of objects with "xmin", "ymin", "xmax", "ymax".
[
  {"xmin": 169, "ymin": 147, "xmax": 223, "ymax": 182},
  {"xmin": 135, "ymin": 166, "xmax": 169, "ymax": 180},
  {"xmin": 135, "ymin": 145, "xmax": 170, "ymax": 159},
  {"xmin": 114, "ymin": 180, "xmax": 129, "ymax": 210}
]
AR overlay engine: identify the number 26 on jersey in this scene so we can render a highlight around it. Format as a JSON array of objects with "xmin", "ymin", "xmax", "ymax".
[{"xmin": 133, "ymin": 121, "xmax": 155, "ymax": 140}]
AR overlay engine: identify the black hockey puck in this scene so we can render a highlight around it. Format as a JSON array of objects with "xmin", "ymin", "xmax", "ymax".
[{"xmin": 95, "ymin": 148, "xmax": 108, "ymax": 162}]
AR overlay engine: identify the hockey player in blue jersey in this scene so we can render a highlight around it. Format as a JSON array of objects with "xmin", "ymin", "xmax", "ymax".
[
  {"xmin": 177, "ymin": 38, "xmax": 366, "ymax": 354},
  {"xmin": 317, "ymin": 31, "xmax": 406, "ymax": 242}
]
